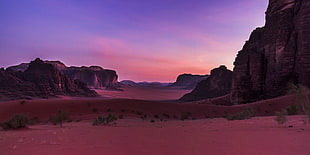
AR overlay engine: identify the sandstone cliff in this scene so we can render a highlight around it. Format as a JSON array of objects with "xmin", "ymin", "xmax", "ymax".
[
  {"xmin": 0, "ymin": 58, "xmax": 98, "ymax": 100},
  {"xmin": 231, "ymin": 0, "xmax": 310, "ymax": 104},
  {"xmin": 171, "ymin": 74, "xmax": 209, "ymax": 89},
  {"xmin": 8, "ymin": 60, "xmax": 119, "ymax": 89},
  {"xmin": 180, "ymin": 65, "xmax": 232, "ymax": 101}
]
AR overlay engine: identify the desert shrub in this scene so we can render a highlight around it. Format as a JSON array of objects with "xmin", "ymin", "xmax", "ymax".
[
  {"xmin": 286, "ymin": 104, "xmax": 301, "ymax": 115},
  {"xmin": 76, "ymin": 119, "xmax": 80, "ymax": 122},
  {"xmin": 288, "ymin": 84, "xmax": 310, "ymax": 122},
  {"xmin": 162, "ymin": 113, "xmax": 170, "ymax": 118},
  {"xmin": 20, "ymin": 100, "xmax": 25, "ymax": 105},
  {"xmin": 118, "ymin": 115, "xmax": 123, "ymax": 119},
  {"xmin": 49, "ymin": 111, "xmax": 70, "ymax": 128},
  {"xmin": 226, "ymin": 108, "xmax": 254, "ymax": 121},
  {"xmin": 173, "ymin": 115, "xmax": 178, "ymax": 119},
  {"xmin": 154, "ymin": 114, "xmax": 159, "ymax": 119},
  {"xmin": 136, "ymin": 111, "xmax": 143, "ymax": 115},
  {"xmin": 275, "ymin": 109, "xmax": 287, "ymax": 125},
  {"xmin": 150, "ymin": 119, "xmax": 155, "ymax": 123},
  {"xmin": 180, "ymin": 112, "xmax": 189, "ymax": 121},
  {"xmin": 92, "ymin": 108, "xmax": 98, "ymax": 113},
  {"xmin": 92, "ymin": 114, "xmax": 117, "ymax": 126},
  {"xmin": 0, "ymin": 114, "xmax": 31, "ymax": 130}
]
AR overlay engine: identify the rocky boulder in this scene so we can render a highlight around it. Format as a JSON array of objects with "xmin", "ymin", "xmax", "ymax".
[
  {"xmin": 180, "ymin": 65, "xmax": 232, "ymax": 101},
  {"xmin": 231, "ymin": 0, "xmax": 310, "ymax": 104}
]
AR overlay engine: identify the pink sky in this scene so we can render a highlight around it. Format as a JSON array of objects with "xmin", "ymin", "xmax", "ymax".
[{"xmin": 0, "ymin": 0, "xmax": 268, "ymax": 82}]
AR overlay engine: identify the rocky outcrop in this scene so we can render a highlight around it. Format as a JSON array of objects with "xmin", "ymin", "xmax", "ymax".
[
  {"xmin": 62, "ymin": 66, "xmax": 118, "ymax": 89},
  {"xmin": 171, "ymin": 74, "xmax": 209, "ymax": 89},
  {"xmin": 0, "ymin": 58, "xmax": 98, "ymax": 100},
  {"xmin": 231, "ymin": 0, "xmax": 310, "ymax": 104},
  {"xmin": 9, "ymin": 60, "xmax": 119, "ymax": 89},
  {"xmin": 119, "ymin": 80, "xmax": 172, "ymax": 87},
  {"xmin": 180, "ymin": 65, "xmax": 232, "ymax": 101}
]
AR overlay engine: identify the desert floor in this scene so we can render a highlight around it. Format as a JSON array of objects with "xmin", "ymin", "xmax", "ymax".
[
  {"xmin": 0, "ymin": 116, "xmax": 309, "ymax": 155},
  {"xmin": 1, "ymin": 86, "xmax": 310, "ymax": 155}
]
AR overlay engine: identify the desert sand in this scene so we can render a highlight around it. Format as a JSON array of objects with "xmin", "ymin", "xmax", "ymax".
[
  {"xmin": 0, "ymin": 116, "xmax": 309, "ymax": 155},
  {"xmin": 0, "ymin": 86, "xmax": 309, "ymax": 155}
]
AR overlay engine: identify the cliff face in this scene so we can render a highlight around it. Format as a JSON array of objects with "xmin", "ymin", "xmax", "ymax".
[
  {"xmin": 180, "ymin": 66, "xmax": 232, "ymax": 101},
  {"xmin": 0, "ymin": 58, "xmax": 98, "ymax": 100},
  {"xmin": 172, "ymin": 74, "xmax": 209, "ymax": 89},
  {"xmin": 231, "ymin": 0, "xmax": 310, "ymax": 104},
  {"xmin": 8, "ymin": 60, "xmax": 119, "ymax": 89},
  {"xmin": 63, "ymin": 66, "xmax": 118, "ymax": 89}
]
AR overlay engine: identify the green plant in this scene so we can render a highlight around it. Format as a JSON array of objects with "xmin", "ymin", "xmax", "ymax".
[
  {"xmin": 180, "ymin": 112, "xmax": 189, "ymax": 121},
  {"xmin": 49, "ymin": 111, "xmax": 70, "ymax": 128},
  {"xmin": 162, "ymin": 113, "xmax": 170, "ymax": 118},
  {"xmin": 288, "ymin": 84, "xmax": 310, "ymax": 122},
  {"xmin": 225, "ymin": 108, "xmax": 254, "ymax": 121},
  {"xmin": 286, "ymin": 104, "xmax": 301, "ymax": 115},
  {"xmin": 92, "ymin": 108, "xmax": 98, "ymax": 113},
  {"xmin": 118, "ymin": 115, "xmax": 123, "ymax": 119},
  {"xmin": 92, "ymin": 114, "xmax": 117, "ymax": 126},
  {"xmin": 20, "ymin": 100, "xmax": 25, "ymax": 105},
  {"xmin": 0, "ymin": 114, "xmax": 31, "ymax": 130},
  {"xmin": 275, "ymin": 109, "xmax": 287, "ymax": 125}
]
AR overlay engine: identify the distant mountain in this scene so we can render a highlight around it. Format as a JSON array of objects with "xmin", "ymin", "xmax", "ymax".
[
  {"xmin": 171, "ymin": 74, "xmax": 209, "ymax": 89},
  {"xmin": 1, "ymin": 58, "xmax": 98, "ymax": 101},
  {"xmin": 119, "ymin": 80, "xmax": 172, "ymax": 87},
  {"xmin": 8, "ymin": 60, "xmax": 118, "ymax": 89},
  {"xmin": 180, "ymin": 65, "xmax": 232, "ymax": 101}
]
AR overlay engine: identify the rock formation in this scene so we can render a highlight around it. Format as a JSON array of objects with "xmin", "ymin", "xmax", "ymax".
[
  {"xmin": 231, "ymin": 0, "xmax": 310, "ymax": 104},
  {"xmin": 0, "ymin": 58, "xmax": 98, "ymax": 100},
  {"xmin": 8, "ymin": 60, "xmax": 119, "ymax": 89},
  {"xmin": 171, "ymin": 74, "xmax": 209, "ymax": 89},
  {"xmin": 180, "ymin": 65, "xmax": 232, "ymax": 101}
]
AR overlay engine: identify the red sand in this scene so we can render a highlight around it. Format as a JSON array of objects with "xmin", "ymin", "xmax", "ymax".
[
  {"xmin": 0, "ymin": 116, "xmax": 309, "ymax": 155},
  {"xmin": 1, "ymin": 87, "xmax": 310, "ymax": 154},
  {"xmin": 93, "ymin": 86, "xmax": 191, "ymax": 100}
]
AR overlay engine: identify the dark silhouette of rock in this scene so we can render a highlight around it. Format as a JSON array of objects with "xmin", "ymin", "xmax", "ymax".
[
  {"xmin": 231, "ymin": 0, "xmax": 310, "ymax": 104},
  {"xmin": 181, "ymin": 65, "xmax": 232, "ymax": 101},
  {"xmin": 119, "ymin": 80, "xmax": 172, "ymax": 87},
  {"xmin": 0, "ymin": 58, "xmax": 98, "ymax": 100},
  {"xmin": 171, "ymin": 74, "xmax": 209, "ymax": 89},
  {"xmin": 8, "ymin": 60, "xmax": 119, "ymax": 89}
]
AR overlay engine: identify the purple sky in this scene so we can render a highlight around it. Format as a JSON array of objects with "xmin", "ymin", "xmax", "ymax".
[{"xmin": 0, "ymin": 0, "xmax": 268, "ymax": 82}]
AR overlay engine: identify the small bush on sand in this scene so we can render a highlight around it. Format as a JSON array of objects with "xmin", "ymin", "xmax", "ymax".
[
  {"xmin": 288, "ymin": 83, "xmax": 310, "ymax": 123},
  {"xmin": 150, "ymin": 119, "xmax": 155, "ymax": 123},
  {"xmin": 0, "ymin": 114, "xmax": 31, "ymax": 130},
  {"xmin": 180, "ymin": 112, "xmax": 189, "ymax": 121},
  {"xmin": 162, "ymin": 113, "xmax": 170, "ymax": 118},
  {"xmin": 20, "ymin": 100, "xmax": 26, "ymax": 105},
  {"xmin": 225, "ymin": 108, "xmax": 254, "ymax": 121},
  {"xmin": 118, "ymin": 115, "xmax": 123, "ymax": 119},
  {"xmin": 92, "ymin": 114, "xmax": 117, "ymax": 126},
  {"xmin": 286, "ymin": 104, "xmax": 301, "ymax": 115},
  {"xmin": 275, "ymin": 109, "xmax": 287, "ymax": 125},
  {"xmin": 154, "ymin": 114, "xmax": 159, "ymax": 119},
  {"xmin": 49, "ymin": 111, "xmax": 70, "ymax": 128},
  {"xmin": 92, "ymin": 108, "xmax": 98, "ymax": 113}
]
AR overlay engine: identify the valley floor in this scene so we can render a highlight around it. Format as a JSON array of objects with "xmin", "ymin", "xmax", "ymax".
[{"xmin": 1, "ymin": 115, "xmax": 309, "ymax": 155}]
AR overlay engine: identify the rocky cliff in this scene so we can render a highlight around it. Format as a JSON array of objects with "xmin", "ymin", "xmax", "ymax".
[
  {"xmin": 8, "ymin": 60, "xmax": 119, "ymax": 89},
  {"xmin": 231, "ymin": 0, "xmax": 310, "ymax": 104},
  {"xmin": 0, "ymin": 58, "xmax": 98, "ymax": 100},
  {"xmin": 180, "ymin": 65, "xmax": 232, "ymax": 101},
  {"xmin": 171, "ymin": 74, "xmax": 209, "ymax": 89}
]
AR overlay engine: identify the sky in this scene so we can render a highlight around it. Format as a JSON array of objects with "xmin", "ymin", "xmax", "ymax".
[{"xmin": 0, "ymin": 0, "xmax": 268, "ymax": 82}]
